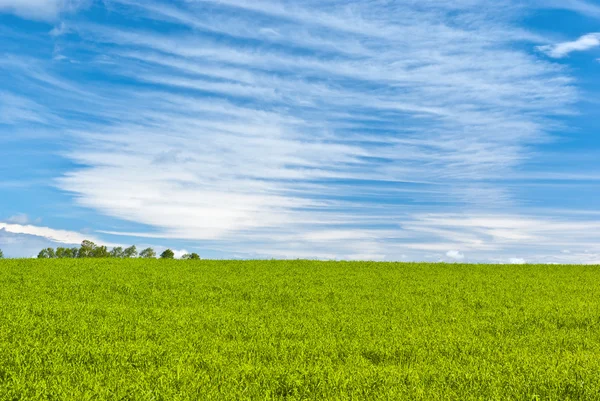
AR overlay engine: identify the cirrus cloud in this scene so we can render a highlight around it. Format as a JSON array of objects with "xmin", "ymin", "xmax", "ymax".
[{"xmin": 0, "ymin": 0, "xmax": 85, "ymax": 21}]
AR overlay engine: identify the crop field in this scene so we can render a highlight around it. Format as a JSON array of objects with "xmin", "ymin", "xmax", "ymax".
[{"xmin": 1, "ymin": 260, "xmax": 600, "ymax": 400}]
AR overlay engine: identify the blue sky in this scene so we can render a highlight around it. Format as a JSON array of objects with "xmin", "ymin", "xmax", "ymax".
[{"xmin": 1, "ymin": 0, "xmax": 600, "ymax": 263}]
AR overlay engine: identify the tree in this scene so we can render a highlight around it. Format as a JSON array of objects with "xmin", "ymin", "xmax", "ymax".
[
  {"xmin": 123, "ymin": 245, "xmax": 138, "ymax": 258},
  {"xmin": 91, "ymin": 246, "xmax": 110, "ymax": 258},
  {"xmin": 110, "ymin": 247, "xmax": 124, "ymax": 258},
  {"xmin": 65, "ymin": 248, "xmax": 79, "ymax": 258},
  {"xmin": 56, "ymin": 247, "xmax": 77, "ymax": 258},
  {"xmin": 38, "ymin": 248, "xmax": 56, "ymax": 259},
  {"xmin": 0, "ymin": 249, "xmax": 3, "ymax": 259},
  {"xmin": 56, "ymin": 247, "xmax": 66, "ymax": 258},
  {"xmin": 77, "ymin": 240, "xmax": 97, "ymax": 258},
  {"xmin": 139, "ymin": 248, "xmax": 156, "ymax": 259},
  {"xmin": 160, "ymin": 249, "xmax": 175, "ymax": 259},
  {"xmin": 182, "ymin": 253, "xmax": 200, "ymax": 260}
]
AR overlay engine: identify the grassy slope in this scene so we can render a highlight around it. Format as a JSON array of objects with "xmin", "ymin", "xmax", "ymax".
[{"xmin": 0, "ymin": 259, "xmax": 599, "ymax": 400}]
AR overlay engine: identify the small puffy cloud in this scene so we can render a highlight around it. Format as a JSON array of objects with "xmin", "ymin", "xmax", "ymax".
[
  {"xmin": 173, "ymin": 249, "xmax": 189, "ymax": 259},
  {"xmin": 509, "ymin": 258, "xmax": 526, "ymax": 264},
  {"xmin": 446, "ymin": 250, "xmax": 465, "ymax": 260},
  {"xmin": 153, "ymin": 247, "xmax": 192, "ymax": 259},
  {"xmin": 538, "ymin": 33, "xmax": 600, "ymax": 58}
]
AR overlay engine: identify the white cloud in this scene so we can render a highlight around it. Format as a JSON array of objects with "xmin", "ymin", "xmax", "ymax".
[
  {"xmin": 0, "ymin": 229, "xmax": 62, "ymax": 258},
  {"xmin": 172, "ymin": 249, "xmax": 189, "ymax": 259},
  {"xmin": 0, "ymin": 222, "xmax": 105, "ymax": 246},
  {"xmin": 0, "ymin": 0, "xmax": 84, "ymax": 21},
  {"xmin": 446, "ymin": 250, "xmax": 465, "ymax": 260},
  {"xmin": 509, "ymin": 258, "xmax": 526, "ymax": 264},
  {"xmin": 538, "ymin": 33, "xmax": 600, "ymax": 58},
  {"xmin": 145, "ymin": 247, "xmax": 192, "ymax": 259}
]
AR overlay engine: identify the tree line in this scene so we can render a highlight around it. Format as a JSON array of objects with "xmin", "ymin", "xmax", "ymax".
[
  {"xmin": 0, "ymin": 241, "xmax": 200, "ymax": 260},
  {"xmin": 38, "ymin": 240, "xmax": 200, "ymax": 260},
  {"xmin": 35, "ymin": 241, "xmax": 200, "ymax": 260}
]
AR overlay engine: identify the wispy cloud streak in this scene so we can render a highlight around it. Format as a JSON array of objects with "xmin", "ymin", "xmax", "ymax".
[
  {"xmin": 538, "ymin": 33, "xmax": 600, "ymax": 58},
  {"xmin": 0, "ymin": 0, "xmax": 85, "ymax": 20}
]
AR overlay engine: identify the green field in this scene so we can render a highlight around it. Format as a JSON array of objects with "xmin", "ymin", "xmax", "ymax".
[{"xmin": 1, "ymin": 260, "xmax": 599, "ymax": 400}]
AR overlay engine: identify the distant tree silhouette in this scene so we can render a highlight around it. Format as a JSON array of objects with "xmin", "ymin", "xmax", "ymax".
[
  {"xmin": 34, "ymin": 242, "xmax": 193, "ymax": 260},
  {"xmin": 38, "ymin": 248, "xmax": 56, "ymax": 259},
  {"xmin": 160, "ymin": 249, "xmax": 175, "ymax": 259},
  {"xmin": 56, "ymin": 247, "xmax": 67, "ymax": 258},
  {"xmin": 110, "ymin": 247, "xmax": 125, "ymax": 258},
  {"xmin": 139, "ymin": 248, "xmax": 156, "ymax": 259},
  {"xmin": 0, "ymin": 249, "xmax": 3, "ymax": 259},
  {"xmin": 92, "ymin": 246, "xmax": 111, "ymax": 258},
  {"xmin": 56, "ymin": 247, "xmax": 78, "ymax": 258},
  {"xmin": 77, "ymin": 240, "xmax": 97, "ymax": 258},
  {"xmin": 123, "ymin": 245, "xmax": 138, "ymax": 258},
  {"xmin": 182, "ymin": 253, "xmax": 200, "ymax": 260}
]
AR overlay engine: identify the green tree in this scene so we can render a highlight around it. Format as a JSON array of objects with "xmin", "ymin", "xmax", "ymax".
[
  {"xmin": 182, "ymin": 253, "xmax": 200, "ymax": 260},
  {"xmin": 0, "ymin": 249, "xmax": 3, "ymax": 259},
  {"xmin": 55, "ymin": 247, "xmax": 78, "ymax": 258},
  {"xmin": 38, "ymin": 248, "xmax": 56, "ymax": 259},
  {"xmin": 77, "ymin": 240, "xmax": 97, "ymax": 258},
  {"xmin": 123, "ymin": 245, "xmax": 138, "ymax": 258},
  {"xmin": 66, "ymin": 248, "xmax": 79, "ymax": 258},
  {"xmin": 92, "ymin": 246, "xmax": 110, "ymax": 258},
  {"xmin": 160, "ymin": 249, "xmax": 175, "ymax": 259},
  {"xmin": 110, "ymin": 247, "xmax": 124, "ymax": 258},
  {"xmin": 56, "ymin": 247, "xmax": 76, "ymax": 258},
  {"xmin": 56, "ymin": 247, "xmax": 66, "ymax": 258},
  {"xmin": 139, "ymin": 248, "xmax": 156, "ymax": 259}
]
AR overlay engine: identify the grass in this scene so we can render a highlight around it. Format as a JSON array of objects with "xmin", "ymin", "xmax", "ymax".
[{"xmin": 1, "ymin": 259, "xmax": 600, "ymax": 400}]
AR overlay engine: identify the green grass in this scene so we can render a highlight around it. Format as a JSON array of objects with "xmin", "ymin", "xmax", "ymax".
[{"xmin": 1, "ymin": 260, "xmax": 600, "ymax": 400}]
